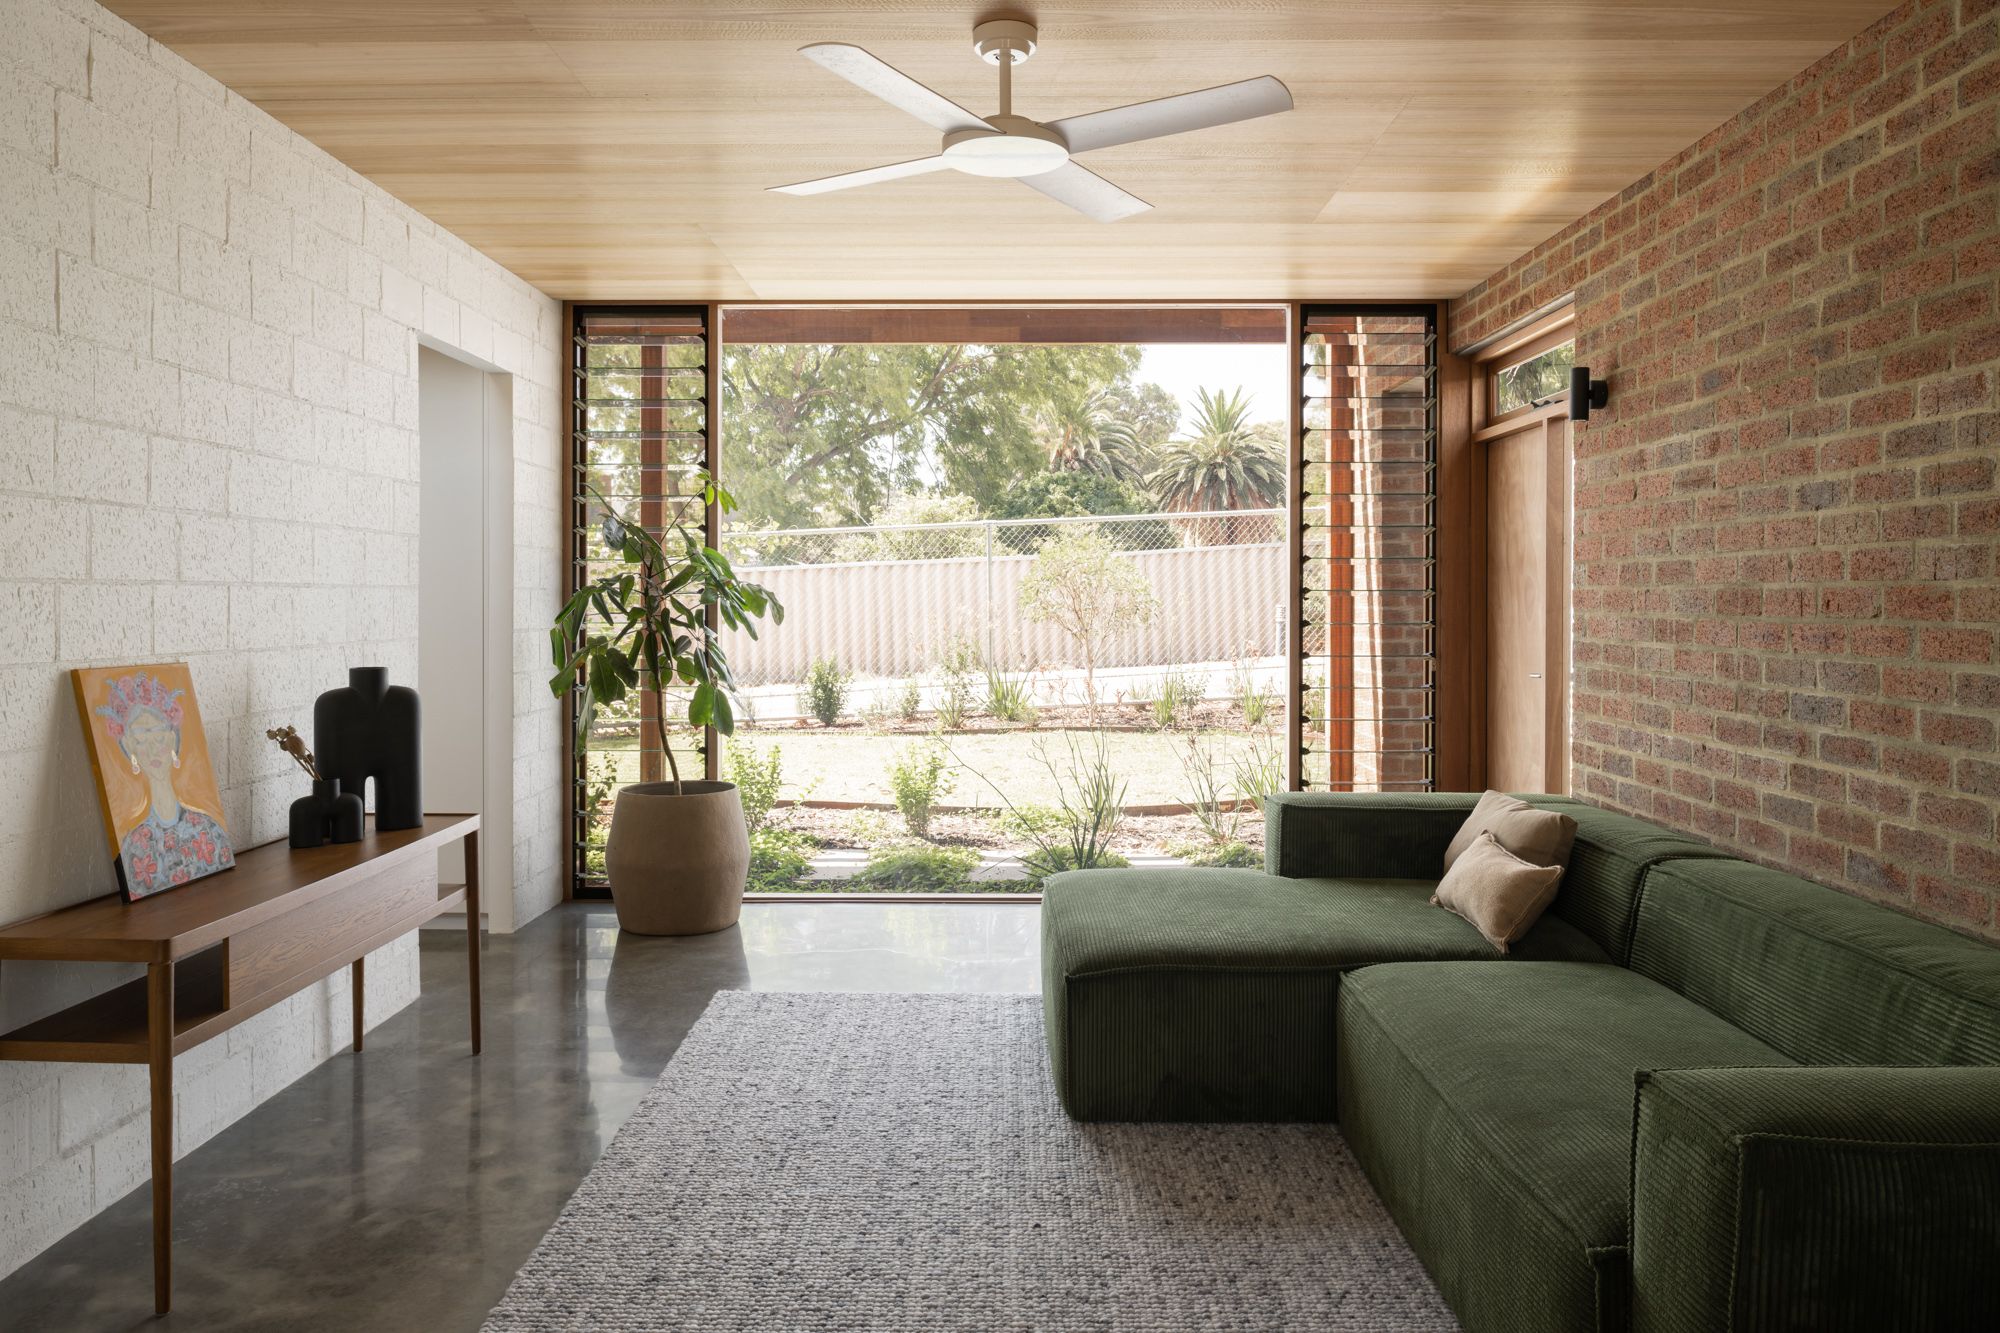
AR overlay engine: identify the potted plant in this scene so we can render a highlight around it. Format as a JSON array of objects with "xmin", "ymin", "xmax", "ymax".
[{"xmin": 550, "ymin": 476, "xmax": 782, "ymax": 935}]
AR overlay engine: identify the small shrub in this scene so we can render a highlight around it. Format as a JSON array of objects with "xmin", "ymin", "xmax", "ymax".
[
  {"xmin": 1174, "ymin": 839, "xmax": 1261, "ymax": 869},
  {"xmin": 896, "ymin": 676, "xmax": 923, "ymax": 722},
  {"xmin": 845, "ymin": 808, "xmax": 897, "ymax": 845},
  {"xmin": 935, "ymin": 689, "xmax": 970, "ymax": 731},
  {"xmin": 804, "ymin": 655, "xmax": 849, "ymax": 726},
  {"xmin": 932, "ymin": 635, "xmax": 980, "ymax": 730},
  {"xmin": 1064, "ymin": 733, "xmax": 1128, "ymax": 854},
  {"xmin": 984, "ymin": 670, "xmax": 1038, "ymax": 725},
  {"xmin": 1238, "ymin": 678, "xmax": 1273, "ymax": 728},
  {"xmin": 1176, "ymin": 733, "xmax": 1241, "ymax": 845},
  {"xmin": 979, "ymin": 732, "xmax": 1126, "ymax": 887},
  {"xmin": 851, "ymin": 843, "xmax": 980, "ymax": 893},
  {"xmin": 1151, "ymin": 670, "xmax": 1205, "ymax": 730},
  {"xmin": 888, "ymin": 739, "xmax": 955, "ymax": 838},
  {"xmin": 747, "ymin": 827, "xmax": 817, "ymax": 893},
  {"xmin": 727, "ymin": 741, "xmax": 784, "ymax": 835},
  {"xmin": 1020, "ymin": 845, "xmax": 1130, "ymax": 891},
  {"xmin": 1233, "ymin": 740, "xmax": 1284, "ymax": 812},
  {"xmin": 998, "ymin": 802, "xmax": 1063, "ymax": 844}
]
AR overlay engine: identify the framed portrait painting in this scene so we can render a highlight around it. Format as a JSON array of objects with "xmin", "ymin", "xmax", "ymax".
[{"xmin": 71, "ymin": 663, "xmax": 237, "ymax": 902}]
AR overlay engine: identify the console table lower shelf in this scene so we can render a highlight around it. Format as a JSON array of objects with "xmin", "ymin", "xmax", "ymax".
[{"xmin": 0, "ymin": 813, "xmax": 482, "ymax": 1316}]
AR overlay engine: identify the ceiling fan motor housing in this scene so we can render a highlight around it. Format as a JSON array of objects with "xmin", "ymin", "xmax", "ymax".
[{"xmin": 942, "ymin": 116, "xmax": 1069, "ymax": 177}]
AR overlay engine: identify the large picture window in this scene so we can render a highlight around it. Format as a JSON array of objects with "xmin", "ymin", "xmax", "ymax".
[{"xmin": 565, "ymin": 302, "xmax": 1442, "ymax": 895}]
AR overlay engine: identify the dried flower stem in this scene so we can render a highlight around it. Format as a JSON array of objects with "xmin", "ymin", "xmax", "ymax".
[{"xmin": 265, "ymin": 726, "xmax": 321, "ymax": 780}]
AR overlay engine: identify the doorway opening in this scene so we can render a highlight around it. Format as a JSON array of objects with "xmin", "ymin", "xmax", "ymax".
[{"xmin": 417, "ymin": 343, "xmax": 515, "ymax": 927}]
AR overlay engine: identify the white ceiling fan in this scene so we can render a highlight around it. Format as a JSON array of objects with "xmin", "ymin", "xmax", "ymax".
[{"xmin": 770, "ymin": 20, "xmax": 1293, "ymax": 222}]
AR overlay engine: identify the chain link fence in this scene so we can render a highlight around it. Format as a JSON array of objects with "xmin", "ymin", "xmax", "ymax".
[{"xmin": 720, "ymin": 509, "xmax": 1285, "ymax": 701}]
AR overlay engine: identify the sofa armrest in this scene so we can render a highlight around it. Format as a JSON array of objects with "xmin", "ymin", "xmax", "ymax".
[
  {"xmin": 1630, "ymin": 1065, "xmax": 2000, "ymax": 1333},
  {"xmin": 1262, "ymin": 792, "xmax": 1479, "ymax": 879}
]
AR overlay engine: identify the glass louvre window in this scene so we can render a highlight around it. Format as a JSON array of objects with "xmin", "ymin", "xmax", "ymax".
[
  {"xmin": 1492, "ymin": 338, "xmax": 1576, "ymax": 416},
  {"xmin": 1297, "ymin": 307, "xmax": 1436, "ymax": 792},
  {"xmin": 568, "ymin": 306, "xmax": 711, "ymax": 896}
]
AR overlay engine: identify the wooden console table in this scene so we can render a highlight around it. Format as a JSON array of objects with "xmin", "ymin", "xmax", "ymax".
[{"xmin": 0, "ymin": 813, "xmax": 481, "ymax": 1316}]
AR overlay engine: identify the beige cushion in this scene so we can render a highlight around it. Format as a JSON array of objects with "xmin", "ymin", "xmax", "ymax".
[
  {"xmin": 1431, "ymin": 831, "xmax": 1565, "ymax": 953},
  {"xmin": 1442, "ymin": 790, "xmax": 1578, "ymax": 872}
]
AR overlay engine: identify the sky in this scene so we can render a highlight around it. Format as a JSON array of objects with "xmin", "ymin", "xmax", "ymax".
[{"xmin": 1137, "ymin": 343, "xmax": 1292, "ymax": 432}]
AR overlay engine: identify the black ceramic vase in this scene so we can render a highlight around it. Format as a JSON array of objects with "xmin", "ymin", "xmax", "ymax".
[
  {"xmin": 328, "ymin": 782, "xmax": 364, "ymax": 843},
  {"xmin": 313, "ymin": 667, "xmax": 422, "ymax": 831},
  {"xmin": 289, "ymin": 779, "xmax": 367, "ymax": 849}
]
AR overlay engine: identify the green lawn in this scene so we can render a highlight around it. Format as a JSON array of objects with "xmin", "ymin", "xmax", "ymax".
[{"xmin": 594, "ymin": 726, "xmax": 1277, "ymax": 809}]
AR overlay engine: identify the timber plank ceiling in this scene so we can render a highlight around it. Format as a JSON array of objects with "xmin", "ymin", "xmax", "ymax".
[{"xmin": 103, "ymin": 1, "xmax": 1897, "ymax": 300}]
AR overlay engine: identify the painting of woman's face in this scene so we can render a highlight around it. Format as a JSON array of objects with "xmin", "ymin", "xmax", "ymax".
[
  {"xmin": 123, "ymin": 709, "xmax": 177, "ymax": 780},
  {"xmin": 73, "ymin": 662, "xmax": 235, "ymax": 902}
]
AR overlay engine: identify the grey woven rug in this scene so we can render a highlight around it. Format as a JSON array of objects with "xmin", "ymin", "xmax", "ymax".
[{"xmin": 485, "ymin": 991, "xmax": 1457, "ymax": 1332}]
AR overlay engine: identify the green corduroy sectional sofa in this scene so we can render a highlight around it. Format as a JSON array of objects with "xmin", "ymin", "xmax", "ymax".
[{"xmin": 1040, "ymin": 791, "xmax": 2000, "ymax": 1333}]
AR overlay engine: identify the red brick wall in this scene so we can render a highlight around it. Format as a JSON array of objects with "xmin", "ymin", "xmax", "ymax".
[{"xmin": 1452, "ymin": 0, "xmax": 2000, "ymax": 939}]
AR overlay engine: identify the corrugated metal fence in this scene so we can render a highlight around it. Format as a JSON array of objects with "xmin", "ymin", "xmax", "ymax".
[{"xmin": 721, "ymin": 509, "xmax": 1284, "ymax": 686}]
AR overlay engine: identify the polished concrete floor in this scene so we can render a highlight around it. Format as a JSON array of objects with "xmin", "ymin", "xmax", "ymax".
[{"xmin": 0, "ymin": 903, "xmax": 1042, "ymax": 1331}]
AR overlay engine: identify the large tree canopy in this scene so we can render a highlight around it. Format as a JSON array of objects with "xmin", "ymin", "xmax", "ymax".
[{"xmin": 720, "ymin": 342, "xmax": 1144, "ymax": 529}]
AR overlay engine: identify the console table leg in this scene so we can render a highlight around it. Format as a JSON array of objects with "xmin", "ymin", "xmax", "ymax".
[
  {"xmin": 464, "ymin": 828, "xmax": 482, "ymax": 1055},
  {"xmin": 147, "ymin": 960, "xmax": 174, "ymax": 1316},
  {"xmin": 351, "ymin": 956, "xmax": 364, "ymax": 1053}
]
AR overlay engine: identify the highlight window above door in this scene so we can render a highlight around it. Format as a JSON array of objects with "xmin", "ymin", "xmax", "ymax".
[
  {"xmin": 1472, "ymin": 306, "xmax": 1578, "ymax": 434},
  {"xmin": 1492, "ymin": 338, "xmax": 1576, "ymax": 417}
]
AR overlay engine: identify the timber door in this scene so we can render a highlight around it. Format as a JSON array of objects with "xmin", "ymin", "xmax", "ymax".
[{"xmin": 1484, "ymin": 415, "xmax": 1569, "ymax": 793}]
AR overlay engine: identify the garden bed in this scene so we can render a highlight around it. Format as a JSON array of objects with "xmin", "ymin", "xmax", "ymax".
[
  {"xmin": 749, "ymin": 696, "xmax": 1278, "ymax": 736},
  {"xmin": 773, "ymin": 805, "xmax": 1262, "ymax": 860}
]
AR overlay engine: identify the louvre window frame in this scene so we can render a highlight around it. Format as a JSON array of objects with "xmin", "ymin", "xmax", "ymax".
[
  {"xmin": 1293, "ymin": 304, "xmax": 1439, "ymax": 794},
  {"xmin": 566, "ymin": 303, "xmax": 718, "ymax": 900}
]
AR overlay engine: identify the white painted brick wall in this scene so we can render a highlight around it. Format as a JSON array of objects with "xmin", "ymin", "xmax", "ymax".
[{"xmin": 0, "ymin": 0, "xmax": 565, "ymax": 1279}]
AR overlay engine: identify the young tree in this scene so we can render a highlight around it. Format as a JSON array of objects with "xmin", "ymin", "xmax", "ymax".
[{"xmin": 1017, "ymin": 528, "xmax": 1158, "ymax": 709}]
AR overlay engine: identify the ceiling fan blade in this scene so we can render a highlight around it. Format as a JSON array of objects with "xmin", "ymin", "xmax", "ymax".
[
  {"xmin": 1046, "ymin": 75, "xmax": 1293, "ymax": 154},
  {"xmin": 770, "ymin": 155, "xmax": 955, "ymax": 196},
  {"xmin": 799, "ymin": 43, "xmax": 991, "ymax": 135},
  {"xmin": 1019, "ymin": 162, "xmax": 1151, "ymax": 222}
]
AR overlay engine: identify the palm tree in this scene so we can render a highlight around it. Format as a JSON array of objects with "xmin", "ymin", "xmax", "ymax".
[
  {"xmin": 1149, "ymin": 387, "xmax": 1286, "ymax": 538},
  {"xmin": 1037, "ymin": 384, "xmax": 1146, "ymax": 484}
]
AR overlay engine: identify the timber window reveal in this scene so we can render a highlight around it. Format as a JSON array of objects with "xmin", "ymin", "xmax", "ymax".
[
  {"xmin": 568, "ymin": 305, "xmax": 713, "ymax": 898},
  {"xmin": 1296, "ymin": 306, "xmax": 1437, "ymax": 792}
]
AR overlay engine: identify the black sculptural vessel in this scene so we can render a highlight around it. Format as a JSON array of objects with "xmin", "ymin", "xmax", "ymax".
[
  {"xmin": 314, "ymin": 667, "xmax": 422, "ymax": 831},
  {"xmin": 288, "ymin": 779, "xmax": 365, "ymax": 848}
]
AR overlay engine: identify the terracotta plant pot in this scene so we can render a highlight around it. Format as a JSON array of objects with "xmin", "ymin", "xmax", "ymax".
[{"xmin": 604, "ymin": 780, "xmax": 750, "ymax": 936}]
